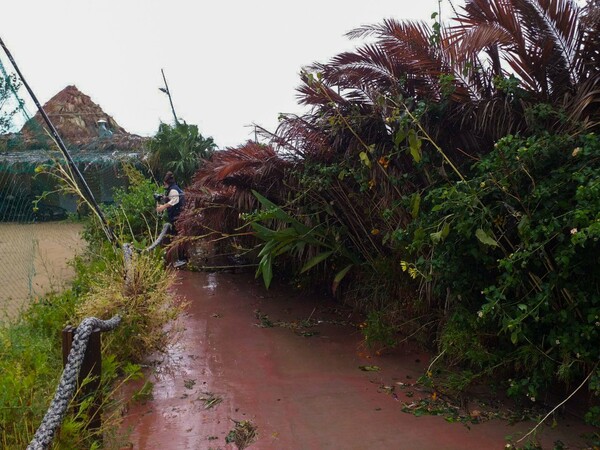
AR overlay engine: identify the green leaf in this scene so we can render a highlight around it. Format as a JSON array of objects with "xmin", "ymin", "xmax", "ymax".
[
  {"xmin": 430, "ymin": 230, "xmax": 443, "ymax": 244},
  {"xmin": 408, "ymin": 130, "xmax": 422, "ymax": 163},
  {"xmin": 475, "ymin": 228, "xmax": 498, "ymax": 247},
  {"xmin": 510, "ymin": 331, "xmax": 519, "ymax": 345},
  {"xmin": 251, "ymin": 222, "xmax": 276, "ymax": 240},
  {"xmin": 359, "ymin": 151, "xmax": 372, "ymax": 168},
  {"xmin": 358, "ymin": 365, "xmax": 381, "ymax": 372},
  {"xmin": 441, "ymin": 222, "xmax": 450, "ymax": 239},
  {"xmin": 300, "ymin": 251, "xmax": 334, "ymax": 273},
  {"xmin": 430, "ymin": 222, "xmax": 450, "ymax": 244},
  {"xmin": 257, "ymin": 240, "xmax": 277, "ymax": 258},
  {"xmin": 259, "ymin": 254, "xmax": 273, "ymax": 289},
  {"xmin": 332, "ymin": 264, "xmax": 353, "ymax": 294},
  {"xmin": 413, "ymin": 227, "xmax": 426, "ymax": 241},
  {"xmin": 410, "ymin": 192, "xmax": 421, "ymax": 219},
  {"xmin": 394, "ymin": 127, "xmax": 408, "ymax": 147},
  {"xmin": 251, "ymin": 190, "xmax": 309, "ymax": 233}
]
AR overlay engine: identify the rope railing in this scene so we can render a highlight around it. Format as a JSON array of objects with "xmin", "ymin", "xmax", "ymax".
[
  {"xmin": 27, "ymin": 224, "xmax": 171, "ymax": 450},
  {"xmin": 144, "ymin": 222, "xmax": 172, "ymax": 252},
  {"xmin": 123, "ymin": 222, "xmax": 172, "ymax": 287},
  {"xmin": 27, "ymin": 315, "xmax": 121, "ymax": 450},
  {"xmin": 30, "ymin": 227, "xmax": 169, "ymax": 449}
]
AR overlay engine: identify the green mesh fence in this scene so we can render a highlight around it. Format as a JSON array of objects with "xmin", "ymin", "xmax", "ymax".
[{"xmin": 0, "ymin": 49, "xmax": 144, "ymax": 321}]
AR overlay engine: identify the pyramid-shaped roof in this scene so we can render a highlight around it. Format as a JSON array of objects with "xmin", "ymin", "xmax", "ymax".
[{"xmin": 18, "ymin": 85, "xmax": 147, "ymax": 151}]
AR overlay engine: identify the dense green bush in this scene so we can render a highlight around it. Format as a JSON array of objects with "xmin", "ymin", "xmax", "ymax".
[
  {"xmin": 83, "ymin": 164, "xmax": 162, "ymax": 248},
  {"xmin": 402, "ymin": 132, "xmax": 600, "ymax": 420}
]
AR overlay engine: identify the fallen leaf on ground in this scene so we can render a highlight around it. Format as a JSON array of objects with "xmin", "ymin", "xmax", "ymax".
[{"xmin": 358, "ymin": 365, "xmax": 381, "ymax": 372}]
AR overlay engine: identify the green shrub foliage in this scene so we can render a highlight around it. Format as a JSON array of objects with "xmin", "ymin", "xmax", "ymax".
[
  {"xmin": 83, "ymin": 165, "xmax": 162, "ymax": 247},
  {"xmin": 403, "ymin": 132, "xmax": 600, "ymax": 414}
]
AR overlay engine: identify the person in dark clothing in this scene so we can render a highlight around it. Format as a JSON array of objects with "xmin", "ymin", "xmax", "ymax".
[
  {"xmin": 156, "ymin": 171, "xmax": 186, "ymax": 266},
  {"xmin": 156, "ymin": 171, "xmax": 184, "ymax": 228}
]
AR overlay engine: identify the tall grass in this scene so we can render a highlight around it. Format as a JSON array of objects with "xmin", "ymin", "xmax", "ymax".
[
  {"xmin": 0, "ymin": 291, "xmax": 77, "ymax": 448},
  {"xmin": 1, "ymin": 169, "xmax": 181, "ymax": 450}
]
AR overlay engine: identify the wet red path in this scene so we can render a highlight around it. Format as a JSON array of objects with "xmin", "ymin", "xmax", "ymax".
[{"xmin": 119, "ymin": 271, "xmax": 595, "ymax": 449}]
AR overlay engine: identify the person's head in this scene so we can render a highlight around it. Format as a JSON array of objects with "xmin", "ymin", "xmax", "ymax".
[{"xmin": 163, "ymin": 171, "xmax": 175, "ymax": 188}]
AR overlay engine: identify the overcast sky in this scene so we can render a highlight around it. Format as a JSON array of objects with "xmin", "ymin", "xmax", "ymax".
[{"xmin": 2, "ymin": 0, "xmax": 459, "ymax": 148}]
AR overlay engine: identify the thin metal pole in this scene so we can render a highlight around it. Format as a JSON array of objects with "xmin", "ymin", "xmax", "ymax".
[
  {"xmin": 161, "ymin": 68, "xmax": 179, "ymax": 125},
  {"xmin": 0, "ymin": 36, "xmax": 117, "ymax": 244}
]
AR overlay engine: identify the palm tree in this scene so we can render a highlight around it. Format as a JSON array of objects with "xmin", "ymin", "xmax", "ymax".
[
  {"xmin": 175, "ymin": 141, "xmax": 291, "ymax": 260},
  {"xmin": 450, "ymin": 0, "xmax": 599, "ymax": 131},
  {"xmin": 276, "ymin": 0, "xmax": 598, "ymax": 168},
  {"xmin": 148, "ymin": 122, "xmax": 217, "ymax": 185},
  {"xmin": 178, "ymin": 0, "xmax": 599, "ymax": 288}
]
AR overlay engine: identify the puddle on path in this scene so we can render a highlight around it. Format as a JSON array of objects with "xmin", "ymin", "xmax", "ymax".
[{"xmin": 118, "ymin": 271, "xmax": 597, "ymax": 450}]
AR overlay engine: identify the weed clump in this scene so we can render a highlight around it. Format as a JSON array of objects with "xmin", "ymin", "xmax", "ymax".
[{"xmin": 75, "ymin": 247, "xmax": 181, "ymax": 363}]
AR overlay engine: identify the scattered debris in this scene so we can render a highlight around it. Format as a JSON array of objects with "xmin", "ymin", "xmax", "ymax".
[
  {"xmin": 359, "ymin": 365, "xmax": 381, "ymax": 372},
  {"xmin": 254, "ymin": 309, "xmax": 274, "ymax": 328},
  {"xmin": 296, "ymin": 330, "xmax": 320, "ymax": 337},
  {"xmin": 378, "ymin": 385, "xmax": 395, "ymax": 395},
  {"xmin": 225, "ymin": 419, "xmax": 258, "ymax": 449},
  {"xmin": 254, "ymin": 308, "xmax": 354, "ymax": 335},
  {"xmin": 199, "ymin": 392, "xmax": 223, "ymax": 410}
]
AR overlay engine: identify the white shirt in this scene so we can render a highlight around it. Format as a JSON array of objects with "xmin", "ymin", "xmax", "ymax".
[{"xmin": 166, "ymin": 188, "xmax": 180, "ymax": 207}]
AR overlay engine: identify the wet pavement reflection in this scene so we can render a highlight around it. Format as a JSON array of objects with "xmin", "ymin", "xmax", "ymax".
[{"xmin": 118, "ymin": 271, "xmax": 595, "ymax": 450}]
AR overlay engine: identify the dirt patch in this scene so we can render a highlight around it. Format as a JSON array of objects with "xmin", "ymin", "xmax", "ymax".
[{"xmin": 0, "ymin": 222, "xmax": 84, "ymax": 321}]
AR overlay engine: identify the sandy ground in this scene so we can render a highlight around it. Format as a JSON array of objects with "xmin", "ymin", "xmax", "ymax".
[{"xmin": 0, "ymin": 222, "xmax": 85, "ymax": 321}]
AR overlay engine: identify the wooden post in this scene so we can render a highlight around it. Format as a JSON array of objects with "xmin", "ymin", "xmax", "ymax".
[{"xmin": 62, "ymin": 326, "xmax": 103, "ymax": 435}]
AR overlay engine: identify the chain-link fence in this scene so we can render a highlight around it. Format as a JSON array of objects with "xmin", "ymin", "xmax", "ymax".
[
  {"xmin": 0, "ymin": 43, "xmax": 147, "ymax": 321},
  {"xmin": 0, "ymin": 221, "xmax": 84, "ymax": 321}
]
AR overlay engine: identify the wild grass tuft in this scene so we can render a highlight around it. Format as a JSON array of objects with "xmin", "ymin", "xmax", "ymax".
[{"xmin": 75, "ymin": 247, "xmax": 182, "ymax": 363}]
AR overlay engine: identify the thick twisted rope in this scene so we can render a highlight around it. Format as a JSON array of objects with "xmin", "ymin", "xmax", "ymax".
[
  {"xmin": 27, "ymin": 316, "xmax": 121, "ymax": 450},
  {"xmin": 123, "ymin": 222, "xmax": 171, "ymax": 286},
  {"xmin": 144, "ymin": 222, "xmax": 172, "ymax": 252}
]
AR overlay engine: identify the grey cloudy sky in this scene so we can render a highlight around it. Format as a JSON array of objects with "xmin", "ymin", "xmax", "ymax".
[{"xmin": 2, "ymin": 0, "xmax": 458, "ymax": 148}]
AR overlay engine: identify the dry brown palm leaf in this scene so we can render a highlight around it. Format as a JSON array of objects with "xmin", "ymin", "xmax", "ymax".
[
  {"xmin": 453, "ymin": 0, "xmax": 585, "ymax": 97},
  {"xmin": 274, "ymin": 114, "xmax": 338, "ymax": 161},
  {"xmin": 561, "ymin": 77, "xmax": 600, "ymax": 129},
  {"xmin": 514, "ymin": 0, "xmax": 582, "ymax": 82}
]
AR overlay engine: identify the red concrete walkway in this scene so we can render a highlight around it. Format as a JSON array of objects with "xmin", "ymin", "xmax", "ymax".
[{"xmin": 119, "ymin": 271, "xmax": 595, "ymax": 449}]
